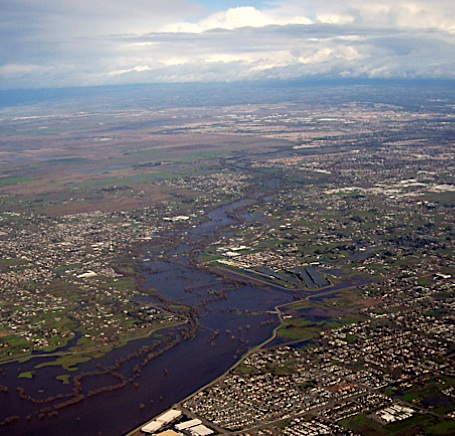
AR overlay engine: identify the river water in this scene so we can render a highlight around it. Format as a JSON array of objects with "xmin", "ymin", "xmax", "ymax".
[{"xmin": 0, "ymin": 199, "xmax": 296, "ymax": 436}]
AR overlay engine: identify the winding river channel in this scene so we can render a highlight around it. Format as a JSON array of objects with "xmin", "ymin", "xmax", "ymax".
[{"xmin": 0, "ymin": 199, "xmax": 297, "ymax": 436}]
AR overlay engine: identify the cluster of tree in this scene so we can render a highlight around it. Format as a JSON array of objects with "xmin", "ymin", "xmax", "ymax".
[
  {"xmin": 0, "ymin": 415, "xmax": 19, "ymax": 426},
  {"xmin": 9, "ymin": 262, "xmax": 237, "ymax": 421},
  {"xmin": 234, "ymin": 338, "xmax": 249, "ymax": 360},
  {"xmin": 37, "ymin": 406, "xmax": 58, "ymax": 418},
  {"xmin": 16, "ymin": 386, "xmax": 69, "ymax": 404},
  {"xmin": 86, "ymin": 380, "xmax": 128, "ymax": 398},
  {"xmin": 141, "ymin": 336, "xmax": 181, "ymax": 368},
  {"xmin": 54, "ymin": 394, "xmax": 85, "ymax": 410}
]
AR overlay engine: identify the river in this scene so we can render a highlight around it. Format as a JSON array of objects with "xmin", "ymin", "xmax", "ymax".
[{"xmin": 0, "ymin": 199, "xmax": 295, "ymax": 436}]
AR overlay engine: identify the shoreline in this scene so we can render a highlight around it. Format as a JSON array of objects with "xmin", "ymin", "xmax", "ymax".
[
  {"xmin": 123, "ymin": 284, "xmax": 360, "ymax": 436},
  {"xmin": 124, "ymin": 302, "xmax": 286, "ymax": 436}
]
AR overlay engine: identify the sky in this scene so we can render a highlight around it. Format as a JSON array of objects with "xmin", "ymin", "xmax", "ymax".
[{"xmin": 1, "ymin": 0, "xmax": 455, "ymax": 89}]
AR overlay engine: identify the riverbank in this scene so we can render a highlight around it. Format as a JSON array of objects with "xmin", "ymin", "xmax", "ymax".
[{"xmin": 0, "ymin": 198, "xmax": 292, "ymax": 436}]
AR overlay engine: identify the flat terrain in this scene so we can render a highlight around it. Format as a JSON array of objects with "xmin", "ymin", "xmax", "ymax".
[{"xmin": 0, "ymin": 81, "xmax": 453, "ymax": 435}]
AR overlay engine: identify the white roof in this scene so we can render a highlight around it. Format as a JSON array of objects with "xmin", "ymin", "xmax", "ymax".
[
  {"xmin": 157, "ymin": 409, "xmax": 182, "ymax": 423},
  {"xmin": 380, "ymin": 413, "xmax": 395, "ymax": 423},
  {"xmin": 141, "ymin": 421, "xmax": 163, "ymax": 433},
  {"xmin": 189, "ymin": 424, "xmax": 214, "ymax": 435},
  {"xmin": 175, "ymin": 419, "xmax": 202, "ymax": 430},
  {"xmin": 77, "ymin": 271, "xmax": 97, "ymax": 278}
]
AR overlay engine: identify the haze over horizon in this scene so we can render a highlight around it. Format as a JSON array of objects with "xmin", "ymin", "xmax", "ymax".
[{"xmin": 2, "ymin": 0, "xmax": 455, "ymax": 90}]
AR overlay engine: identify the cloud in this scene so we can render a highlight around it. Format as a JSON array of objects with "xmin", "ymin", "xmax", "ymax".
[
  {"xmin": 161, "ymin": 6, "xmax": 312, "ymax": 32},
  {"xmin": 97, "ymin": 24, "xmax": 454, "ymax": 84},
  {"xmin": 1, "ymin": 0, "xmax": 201, "ymax": 38},
  {"xmin": 272, "ymin": 0, "xmax": 455, "ymax": 32},
  {"xmin": 0, "ymin": 64, "xmax": 48, "ymax": 75},
  {"xmin": 107, "ymin": 65, "xmax": 153, "ymax": 76},
  {"xmin": 1, "ymin": 0, "xmax": 454, "ymax": 89}
]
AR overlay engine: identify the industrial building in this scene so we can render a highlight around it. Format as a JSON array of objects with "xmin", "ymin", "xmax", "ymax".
[{"xmin": 141, "ymin": 409, "xmax": 182, "ymax": 434}]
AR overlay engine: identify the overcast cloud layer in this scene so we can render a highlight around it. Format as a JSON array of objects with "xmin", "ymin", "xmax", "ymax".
[{"xmin": 1, "ymin": 0, "xmax": 454, "ymax": 89}]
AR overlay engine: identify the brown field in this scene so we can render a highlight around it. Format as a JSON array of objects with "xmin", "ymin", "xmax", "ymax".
[{"xmin": 1, "ymin": 107, "xmax": 292, "ymax": 215}]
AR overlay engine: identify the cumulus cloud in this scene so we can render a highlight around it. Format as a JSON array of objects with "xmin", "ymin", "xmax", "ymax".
[
  {"xmin": 1, "ymin": 0, "xmax": 454, "ymax": 89},
  {"xmin": 161, "ymin": 6, "xmax": 312, "ymax": 32}
]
